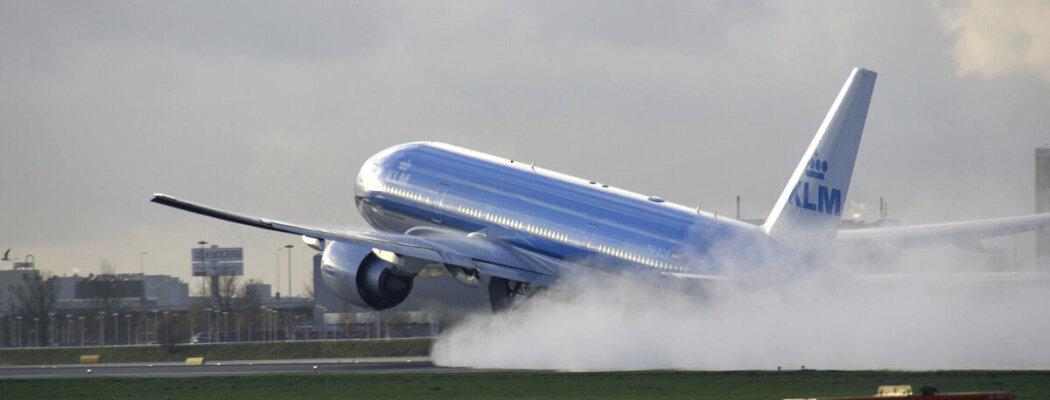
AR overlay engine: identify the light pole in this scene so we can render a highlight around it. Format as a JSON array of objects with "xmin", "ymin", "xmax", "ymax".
[
  {"xmin": 223, "ymin": 311, "xmax": 229, "ymax": 342},
  {"xmin": 15, "ymin": 316, "xmax": 22, "ymax": 347},
  {"xmin": 265, "ymin": 307, "xmax": 272, "ymax": 342},
  {"xmin": 198, "ymin": 241, "xmax": 208, "ymax": 307},
  {"xmin": 33, "ymin": 317, "xmax": 39, "ymax": 347},
  {"xmin": 125, "ymin": 314, "xmax": 132, "ymax": 345},
  {"xmin": 65, "ymin": 314, "xmax": 72, "ymax": 346},
  {"xmin": 162, "ymin": 311, "xmax": 169, "ymax": 343},
  {"xmin": 259, "ymin": 307, "xmax": 266, "ymax": 342},
  {"xmin": 285, "ymin": 244, "xmax": 293, "ymax": 301},
  {"xmin": 140, "ymin": 251, "xmax": 148, "ymax": 275},
  {"xmin": 49, "ymin": 312, "xmax": 55, "ymax": 347},
  {"xmin": 152, "ymin": 310, "xmax": 159, "ymax": 343},
  {"xmin": 78, "ymin": 316, "xmax": 84, "ymax": 346},
  {"xmin": 275, "ymin": 247, "xmax": 282, "ymax": 300},
  {"xmin": 204, "ymin": 308, "xmax": 212, "ymax": 339},
  {"xmin": 97, "ymin": 312, "xmax": 104, "ymax": 345},
  {"xmin": 266, "ymin": 309, "xmax": 272, "ymax": 341},
  {"xmin": 112, "ymin": 313, "xmax": 119, "ymax": 345},
  {"xmin": 285, "ymin": 244, "xmax": 293, "ymax": 340},
  {"xmin": 274, "ymin": 309, "xmax": 280, "ymax": 341}
]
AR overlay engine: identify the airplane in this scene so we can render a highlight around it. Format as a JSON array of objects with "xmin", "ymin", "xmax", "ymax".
[{"xmin": 152, "ymin": 67, "xmax": 1050, "ymax": 312}]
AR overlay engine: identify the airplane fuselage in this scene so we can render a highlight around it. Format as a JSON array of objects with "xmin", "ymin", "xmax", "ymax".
[{"xmin": 354, "ymin": 142, "xmax": 788, "ymax": 279}]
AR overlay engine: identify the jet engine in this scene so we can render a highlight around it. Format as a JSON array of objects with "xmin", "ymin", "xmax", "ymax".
[{"xmin": 321, "ymin": 241, "xmax": 414, "ymax": 310}]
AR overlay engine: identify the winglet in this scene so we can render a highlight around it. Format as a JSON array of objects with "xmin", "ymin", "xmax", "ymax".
[{"xmin": 763, "ymin": 68, "xmax": 877, "ymax": 250}]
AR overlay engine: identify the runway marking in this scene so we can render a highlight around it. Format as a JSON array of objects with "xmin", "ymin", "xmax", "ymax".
[{"xmin": 0, "ymin": 359, "xmax": 476, "ymax": 379}]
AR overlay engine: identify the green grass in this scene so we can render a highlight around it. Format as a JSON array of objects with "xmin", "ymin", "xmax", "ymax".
[
  {"xmin": 0, "ymin": 339, "xmax": 433, "ymax": 365},
  {"xmin": 1, "ymin": 370, "xmax": 1047, "ymax": 400}
]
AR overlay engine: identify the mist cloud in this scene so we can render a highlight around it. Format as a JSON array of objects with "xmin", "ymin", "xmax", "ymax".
[
  {"xmin": 939, "ymin": 0, "xmax": 1050, "ymax": 83},
  {"xmin": 433, "ymin": 250, "xmax": 1050, "ymax": 370}
]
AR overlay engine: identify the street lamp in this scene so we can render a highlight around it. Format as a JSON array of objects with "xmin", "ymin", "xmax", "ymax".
[
  {"xmin": 140, "ymin": 251, "xmax": 148, "ymax": 275},
  {"xmin": 78, "ymin": 316, "xmax": 85, "ymax": 346},
  {"xmin": 32, "ymin": 317, "xmax": 39, "ymax": 347},
  {"xmin": 65, "ymin": 314, "xmax": 72, "ymax": 346},
  {"xmin": 198, "ymin": 241, "xmax": 208, "ymax": 305},
  {"xmin": 213, "ymin": 309, "xmax": 220, "ymax": 341},
  {"xmin": 285, "ymin": 244, "xmax": 293, "ymax": 300},
  {"xmin": 285, "ymin": 244, "xmax": 293, "ymax": 341},
  {"xmin": 97, "ymin": 312, "xmax": 105, "ymax": 346},
  {"xmin": 273, "ymin": 309, "xmax": 278, "ymax": 341},
  {"xmin": 204, "ymin": 308, "xmax": 212, "ymax": 339},
  {"xmin": 275, "ymin": 247, "xmax": 283, "ymax": 300},
  {"xmin": 112, "ymin": 313, "xmax": 119, "ymax": 345},
  {"xmin": 125, "ymin": 314, "xmax": 132, "ymax": 345},
  {"xmin": 162, "ymin": 311, "xmax": 170, "ymax": 343},
  {"xmin": 259, "ymin": 307, "xmax": 266, "ymax": 342},
  {"xmin": 48, "ymin": 312, "xmax": 55, "ymax": 347},
  {"xmin": 15, "ymin": 316, "xmax": 22, "ymax": 347}
]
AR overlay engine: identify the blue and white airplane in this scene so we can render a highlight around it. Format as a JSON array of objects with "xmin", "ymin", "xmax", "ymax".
[{"xmin": 153, "ymin": 68, "xmax": 1050, "ymax": 311}]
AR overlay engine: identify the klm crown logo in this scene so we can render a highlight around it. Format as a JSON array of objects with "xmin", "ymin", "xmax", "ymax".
[
  {"xmin": 791, "ymin": 153, "xmax": 842, "ymax": 215},
  {"xmin": 805, "ymin": 154, "xmax": 828, "ymax": 180}
]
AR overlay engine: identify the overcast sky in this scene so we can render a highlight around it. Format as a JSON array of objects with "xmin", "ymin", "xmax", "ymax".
[{"xmin": 2, "ymin": 1, "xmax": 1048, "ymax": 293}]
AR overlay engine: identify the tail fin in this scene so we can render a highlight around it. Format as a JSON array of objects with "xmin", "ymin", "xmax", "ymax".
[{"xmin": 762, "ymin": 68, "xmax": 877, "ymax": 250}]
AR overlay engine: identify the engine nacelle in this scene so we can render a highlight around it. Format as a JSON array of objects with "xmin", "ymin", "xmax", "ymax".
[{"xmin": 321, "ymin": 241, "xmax": 414, "ymax": 310}]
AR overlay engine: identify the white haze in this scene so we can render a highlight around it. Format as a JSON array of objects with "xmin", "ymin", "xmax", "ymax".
[{"xmin": 432, "ymin": 247, "xmax": 1050, "ymax": 370}]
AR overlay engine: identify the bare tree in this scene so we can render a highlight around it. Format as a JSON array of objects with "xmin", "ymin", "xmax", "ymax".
[
  {"xmin": 14, "ymin": 271, "xmax": 58, "ymax": 347},
  {"xmin": 302, "ymin": 281, "xmax": 314, "ymax": 302},
  {"xmin": 197, "ymin": 276, "xmax": 264, "ymax": 341},
  {"xmin": 99, "ymin": 259, "xmax": 117, "ymax": 275},
  {"xmin": 155, "ymin": 312, "xmax": 186, "ymax": 353}
]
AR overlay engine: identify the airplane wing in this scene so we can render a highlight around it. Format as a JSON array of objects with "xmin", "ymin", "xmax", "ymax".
[
  {"xmin": 836, "ymin": 212, "xmax": 1050, "ymax": 247},
  {"xmin": 151, "ymin": 193, "xmax": 560, "ymax": 286}
]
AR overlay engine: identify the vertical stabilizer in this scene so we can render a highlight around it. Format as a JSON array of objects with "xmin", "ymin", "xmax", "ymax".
[{"xmin": 763, "ymin": 68, "xmax": 877, "ymax": 250}]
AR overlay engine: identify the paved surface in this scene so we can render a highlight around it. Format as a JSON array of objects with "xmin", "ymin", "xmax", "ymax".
[{"xmin": 0, "ymin": 357, "xmax": 474, "ymax": 379}]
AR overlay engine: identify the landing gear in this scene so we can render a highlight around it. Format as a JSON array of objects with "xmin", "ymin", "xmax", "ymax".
[{"xmin": 487, "ymin": 277, "xmax": 539, "ymax": 312}]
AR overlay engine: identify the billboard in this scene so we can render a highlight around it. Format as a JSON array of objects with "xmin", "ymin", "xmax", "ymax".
[
  {"xmin": 192, "ymin": 247, "xmax": 244, "ymax": 276},
  {"xmin": 75, "ymin": 279, "xmax": 144, "ymax": 299}
]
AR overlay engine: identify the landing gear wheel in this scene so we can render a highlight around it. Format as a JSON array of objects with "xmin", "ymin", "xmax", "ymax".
[{"xmin": 487, "ymin": 277, "xmax": 541, "ymax": 312}]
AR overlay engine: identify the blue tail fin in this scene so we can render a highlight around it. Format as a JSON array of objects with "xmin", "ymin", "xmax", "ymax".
[{"xmin": 763, "ymin": 68, "xmax": 877, "ymax": 250}]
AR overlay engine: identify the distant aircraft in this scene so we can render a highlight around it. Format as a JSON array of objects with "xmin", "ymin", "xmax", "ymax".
[{"xmin": 153, "ymin": 68, "xmax": 1050, "ymax": 311}]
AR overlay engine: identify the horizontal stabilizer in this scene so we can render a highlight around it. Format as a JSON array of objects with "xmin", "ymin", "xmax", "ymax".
[{"xmin": 837, "ymin": 212, "xmax": 1050, "ymax": 247}]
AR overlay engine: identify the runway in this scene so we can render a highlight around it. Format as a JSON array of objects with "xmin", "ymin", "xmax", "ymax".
[{"xmin": 0, "ymin": 357, "xmax": 472, "ymax": 379}]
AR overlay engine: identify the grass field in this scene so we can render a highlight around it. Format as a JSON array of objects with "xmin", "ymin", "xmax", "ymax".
[
  {"xmin": 0, "ymin": 339, "xmax": 432, "ymax": 365},
  {"xmin": 2, "ymin": 370, "xmax": 1047, "ymax": 400}
]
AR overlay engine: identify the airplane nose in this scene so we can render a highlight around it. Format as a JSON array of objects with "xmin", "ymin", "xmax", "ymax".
[{"xmin": 355, "ymin": 159, "xmax": 382, "ymax": 199}]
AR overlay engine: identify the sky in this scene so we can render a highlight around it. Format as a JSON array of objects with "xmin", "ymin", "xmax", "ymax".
[{"xmin": 2, "ymin": 1, "xmax": 1049, "ymax": 294}]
